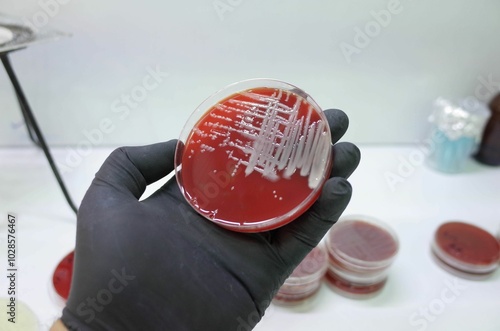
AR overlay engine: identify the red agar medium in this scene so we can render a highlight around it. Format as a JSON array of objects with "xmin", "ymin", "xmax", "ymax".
[
  {"xmin": 176, "ymin": 80, "xmax": 332, "ymax": 232},
  {"xmin": 328, "ymin": 220, "xmax": 398, "ymax": 264},
  {"xmin": 324, "ymin": 272, "xmax": 387, "ymax": 296},
  {"xmin": 433, "ymin": 222, "xmax": 500, "ymax": 274},
  {"xmin": 52, "ymin": 251, "xmax": 74, "ymax": 300}
]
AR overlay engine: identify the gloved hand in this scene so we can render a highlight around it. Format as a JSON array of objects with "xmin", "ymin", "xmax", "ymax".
[{"xmin": 60, "ymin": 109, "xmax": 360, "ymax": 331}]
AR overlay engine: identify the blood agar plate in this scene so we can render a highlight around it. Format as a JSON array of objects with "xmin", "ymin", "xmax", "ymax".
[
  {"xmin": 175, "ymin": 79, "xmax": 332, "ymax": 232},
  {"xmin": 432, "ymin": 221, "xmax": 500, "ymax": 276},
  {"xmin": 52, "ymin": 251, "xmax": 74, "ymax": 300}
]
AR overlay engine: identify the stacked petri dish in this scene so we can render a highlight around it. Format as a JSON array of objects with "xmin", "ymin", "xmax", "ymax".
[
  {"xmin": 432, "ymin": 221, "xmax": 500, "ymax": 279},
  {"xmin": 273, "ymin": 244, "xmax": 328, "ymax": 306},
  {"xmin": 324, "ymin": 215, "xmax": 399, "ymax": 298}
]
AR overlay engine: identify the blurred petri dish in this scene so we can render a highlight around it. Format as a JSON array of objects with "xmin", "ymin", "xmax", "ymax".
[
  {"xmin": 432, "ymin": 221, "xmax": 500, "ymax": 276},
  {"xmin": 324, "ymin": 215, "xmax": 399, "ymax": 297},
  {"xmin": 273, "ymin": 244, "xmax": 328, "ymax": 306},
  {"xmin": 52, "ymin": 250, "xmax": 74, "ymax": 300},
  {"xmin": 0, "ymin": 298, "xmax": 39, "ymax": 331},
  {"xmin": 175, "ymin": 79, "xmax": 332, "ymax": 232}
]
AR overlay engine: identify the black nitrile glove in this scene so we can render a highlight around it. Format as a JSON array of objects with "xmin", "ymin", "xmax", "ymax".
[{"xmin": 61, "ymin": 109, "xmax": 360, "ymax": 331}]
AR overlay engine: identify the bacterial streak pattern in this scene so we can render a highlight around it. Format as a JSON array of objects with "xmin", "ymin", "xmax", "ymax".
[{"xmin": 195, "ymin": 90, "xmax": 330, "ymax": 189}]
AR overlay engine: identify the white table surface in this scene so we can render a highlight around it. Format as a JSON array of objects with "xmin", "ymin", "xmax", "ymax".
[{"xmin": 1, "ymin": 145, "xmax": 499, "ymax": 331}]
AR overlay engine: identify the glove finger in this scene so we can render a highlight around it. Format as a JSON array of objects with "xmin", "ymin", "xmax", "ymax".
[
  {"xmin": 330, "ymin": 142, "xmax": 361, "ymax": 179},
  {"xmin": 323, "ymin": 108, "xmax": 349, "ymax": 144},
  {"xmin": 272, "ymin": 177, "xmax": 352, "ymax": 267},
  {"xmin": 88, "ymin": 140, "xmax": 178, "ymax": 202}
]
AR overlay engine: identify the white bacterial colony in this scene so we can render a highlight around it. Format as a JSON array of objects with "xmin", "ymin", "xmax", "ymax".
[{"xmin": 194, "ymin": 89, "xmax": 330, "ymax": 189}]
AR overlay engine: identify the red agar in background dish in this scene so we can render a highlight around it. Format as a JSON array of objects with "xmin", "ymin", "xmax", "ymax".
[
  {"xmin": 329, "ymin": 220, "xmax": 398, "ymax": 262},
  {"xmin": 432, "ymin": 222, "xmax": 500, "ymax": 275},
  {"xmin": 177, "ymin": 85, "xmax": 331, "ymax": 232},
  {"xmin": 52, "ymin": 251, "xmax": 74, "ymax": 300},
  {"xmin": 325, "ymin": 217, "xmax": 399, "ymax": 297},
  {"xmin": 273, "ymin": 245, "xmax": 328, "ymax": 306},
  {"xmin": 324, "ymin": 273, "xmax": 387, "ymax": 296}
]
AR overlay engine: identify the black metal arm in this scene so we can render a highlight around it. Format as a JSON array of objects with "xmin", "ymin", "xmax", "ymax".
[{"xmin": 2, "ymin": 52, "xmax": 78, "ymax": 214}]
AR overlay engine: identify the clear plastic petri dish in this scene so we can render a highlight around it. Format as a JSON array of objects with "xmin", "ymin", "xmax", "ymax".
[
  {"xmin": 324, "ymin": 215, "xmax": 399, "ymax": 297},
  {"xmin": 0, "ymin": 298, "xmax": 39, "ymax": 330},
  {"xmin": 432, "ymin": 221, "xmax": 500, "ymax": 276},
  {"xmin": 273, "ymin": 244, "xmax": 328, "ymax": 306},
  {"xmin": 175, "ymin": 79, "xmax": 332, "ymax": 232}
]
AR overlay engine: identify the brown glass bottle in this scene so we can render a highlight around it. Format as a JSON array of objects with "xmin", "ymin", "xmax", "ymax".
[{"xmin": 475, "ymin": 93, "xmax": 500, "ymax": 165}]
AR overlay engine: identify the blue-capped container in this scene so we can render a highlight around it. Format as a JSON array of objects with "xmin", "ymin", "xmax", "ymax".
[{"xmin": 427, "ymin": 98, "xmax": 490, "ymax": 173}]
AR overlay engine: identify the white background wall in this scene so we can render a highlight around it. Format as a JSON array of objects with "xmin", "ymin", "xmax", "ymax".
[{"xmin": 1, "ymin": 0, "xmax": 500, "ymax": 147}]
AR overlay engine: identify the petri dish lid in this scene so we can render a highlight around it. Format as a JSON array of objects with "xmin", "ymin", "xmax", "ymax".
[
  {"xmin": 175, "ymin": 79, "xmax": 332, "ymax": 232},
  {"xmin": 325, "ymin": 215, "xmax": 399, "ymax": 269},
  {"xmin": 432, "ymin": 221, "xmax": 500, "ymax": 274}
]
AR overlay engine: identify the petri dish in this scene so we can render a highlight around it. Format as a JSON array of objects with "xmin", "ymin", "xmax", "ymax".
[
  {"xmin": 52, "ymin": 250, "xmax": 74, "ymax": 300},
  {"xmin": 175, "ymin": 79, "xmax": 332, "ymax": 232},
  {"xmin": 324, "ymin": 272, "xmax": 388, "ymax": 298},
  {"xmin": 324, "ymin": 215, "xmax": 399, "ymax": 297},
  {"xmin": 273, "ymin": 244, "xmax": 328, "ymax": 306},
  {"xmin": 432, "ymin": 221, "xmax": 500, "ymax": 276},
  {"xmin": 0, "ymin": 298, "xmax": 39, "ymax": 331}
]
